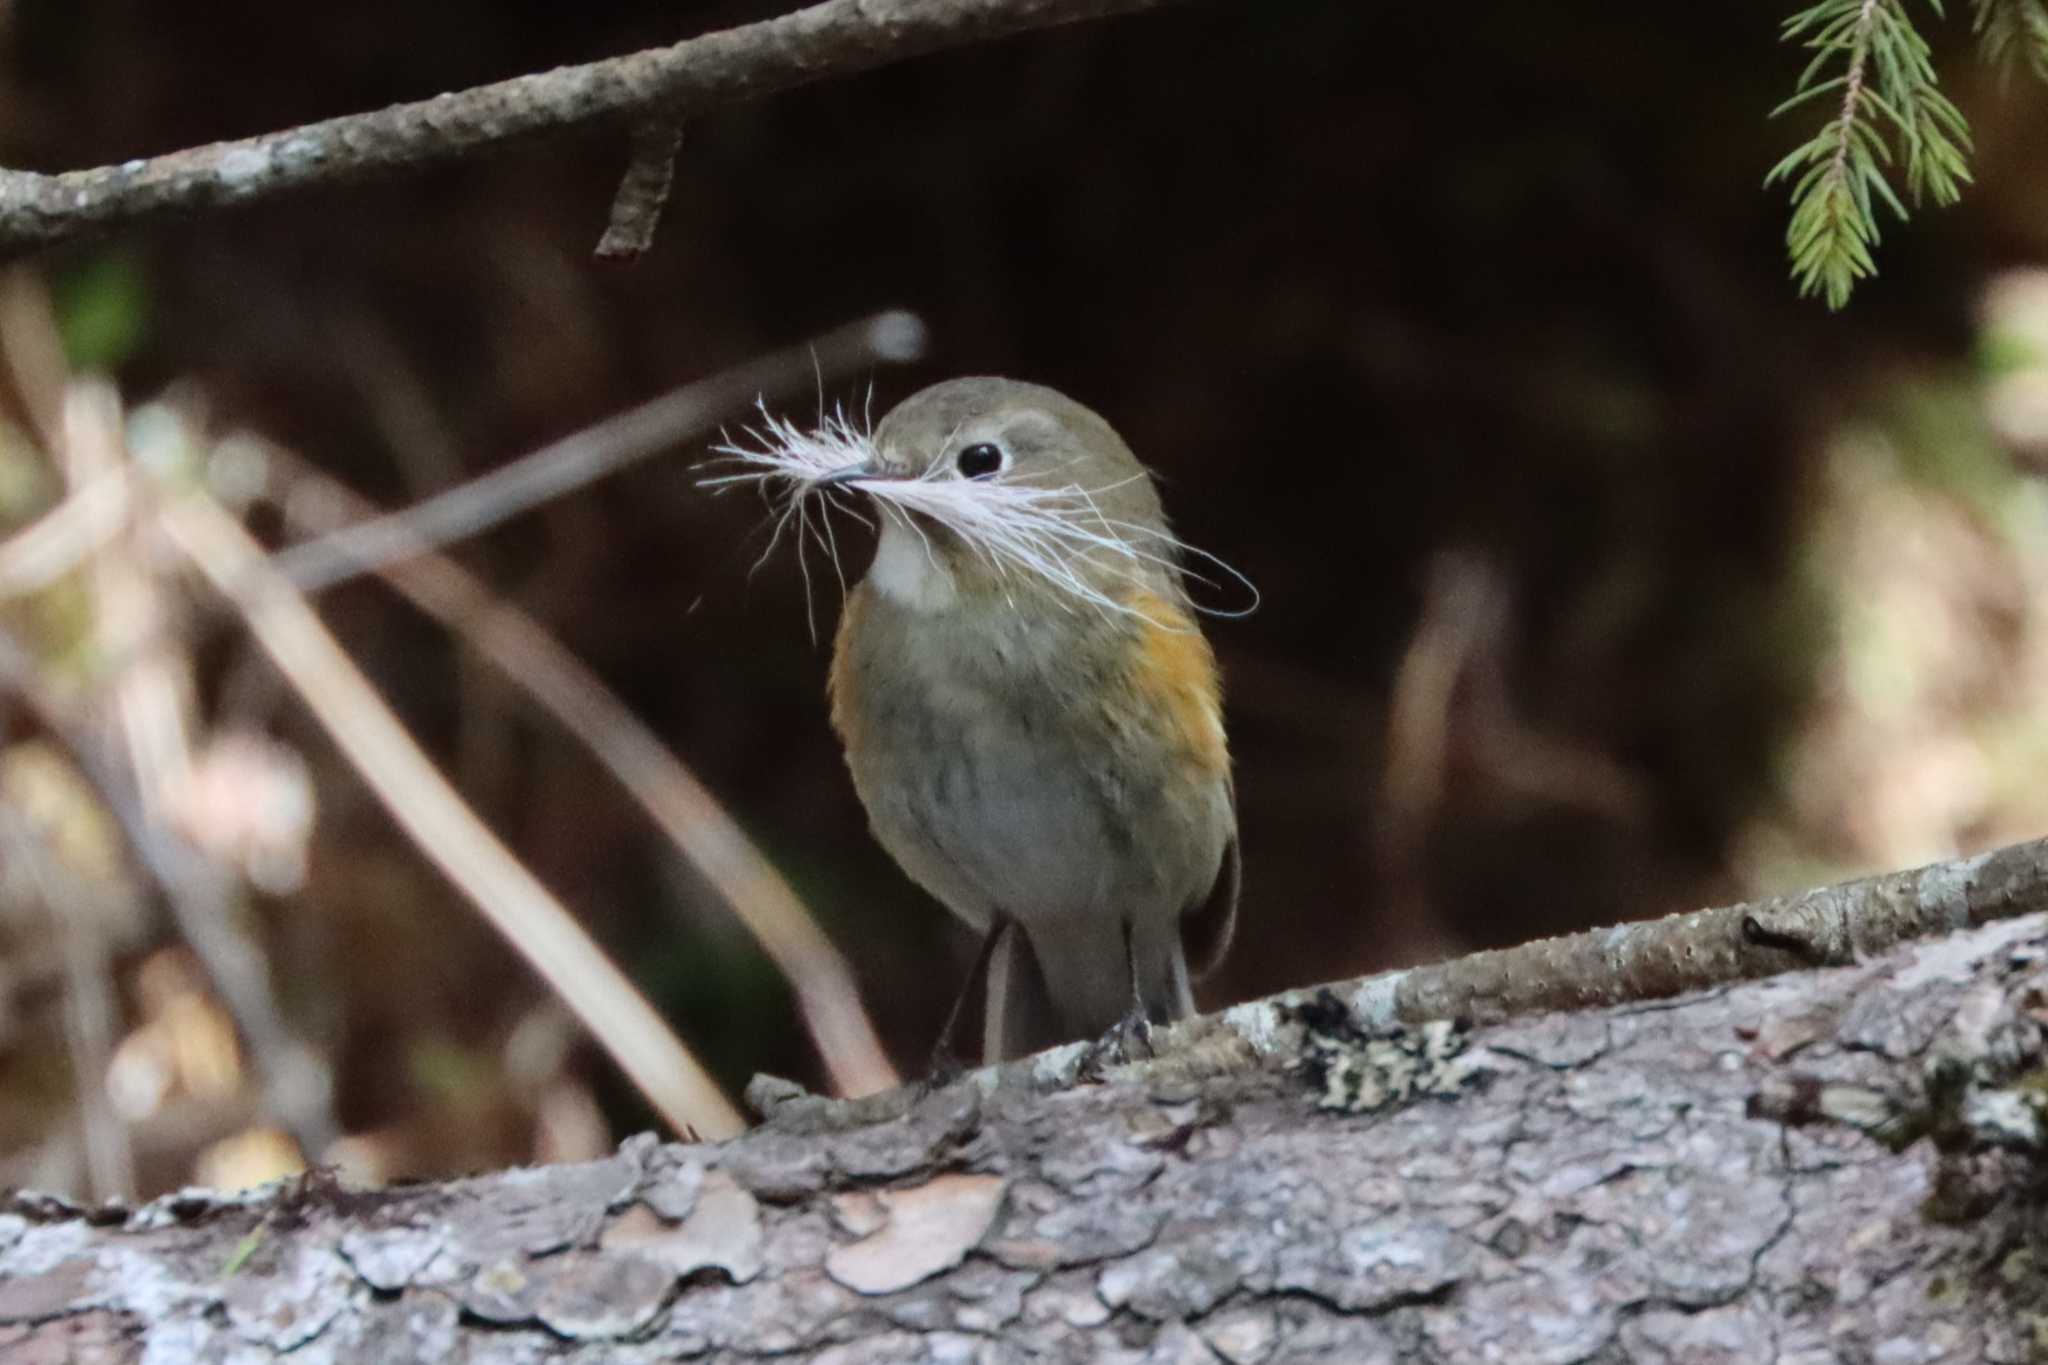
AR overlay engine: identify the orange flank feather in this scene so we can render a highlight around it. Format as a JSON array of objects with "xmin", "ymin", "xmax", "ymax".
[
  {"xmin": 1122, "ymin": 589, "xmax": 1230, "ymax": 781},
  {"xmin": 826, "ymin": 588, "xmax": 867, "ymax": 754}
]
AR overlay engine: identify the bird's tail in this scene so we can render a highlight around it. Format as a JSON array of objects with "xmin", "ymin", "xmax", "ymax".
[{"xmin": 982, "ymin": 913, "xmax": 1194, "ymax": 1064}]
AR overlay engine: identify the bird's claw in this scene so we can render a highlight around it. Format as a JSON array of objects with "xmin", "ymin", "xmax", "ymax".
[{"xmin": 1080, "ymin": 1005, "xmax": 1155, "ymax": 1080}]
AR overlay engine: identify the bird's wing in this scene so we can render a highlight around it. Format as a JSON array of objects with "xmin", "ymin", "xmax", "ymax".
[{"xmin": 1181, "ymin": 811, "xmax": 1238, "ymax": 981}]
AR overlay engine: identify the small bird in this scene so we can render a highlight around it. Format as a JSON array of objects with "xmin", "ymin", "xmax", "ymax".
[{"xmin": 722, "ymin": 377, "xmax": 1241, "ymax": 1066}]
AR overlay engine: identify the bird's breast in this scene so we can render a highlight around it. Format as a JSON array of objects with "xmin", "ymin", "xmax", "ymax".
[{"xmin": 828, "ymin": 582, "xmax": 1230, "ymax": 926}]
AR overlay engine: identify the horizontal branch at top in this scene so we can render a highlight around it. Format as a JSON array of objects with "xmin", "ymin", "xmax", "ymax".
[{"xmin": 0, "ymin": 0, "xmax": 1183, "ymax": 255}]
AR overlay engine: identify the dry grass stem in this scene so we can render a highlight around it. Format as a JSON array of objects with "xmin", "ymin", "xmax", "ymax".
[
  {"xmin": 62, "ymin": 383, "xmax": 196, "ymax": 820},
  {"xmin": 151, "ymin": 486, "xmax": 744, "ymax": 1139},
  {"xmin": 0, "ymin": 469, "xmax": 129, "ymax": 599},
  {"xmin": 265, "ymin": 445, "xmax": 899, "ymax": 1097}
]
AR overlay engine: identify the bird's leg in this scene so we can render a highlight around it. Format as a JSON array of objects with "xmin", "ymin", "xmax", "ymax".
[
  {"xmin": 1118, "ymin": 916, "xmax": 1156, "ymax": 1056},
  {"xmin": 1081, "ymin": 918, "xmax": 1156, "ymax": 1079},
  {"xmin": 924, "ymin": 914, "xmax": 1012, "ymax": 1089}
]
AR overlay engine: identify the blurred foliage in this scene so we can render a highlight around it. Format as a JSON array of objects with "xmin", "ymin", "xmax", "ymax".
[
  {"xmin": 1739, "ymin": 293, "xmax": 2048, "ymax": 888},
  {"xmin": 1975, "ymin": 0, "xmax": 2048, "ymax": 81},
  {"xmin": 0, "ymin": 0, "xmax": 2041, "ymax": 1195},
  {"xmin": 54, "ymin": 251, "xmax": 149, "ymax": 372}
]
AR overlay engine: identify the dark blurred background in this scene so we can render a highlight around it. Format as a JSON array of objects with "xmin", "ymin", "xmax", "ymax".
[{"xmin": 1, "ymin": 0, "xmax": 2045, "ymax": 1192}]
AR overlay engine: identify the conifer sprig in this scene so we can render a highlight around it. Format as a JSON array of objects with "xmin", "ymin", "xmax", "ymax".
[
  {"xmin": 1768, "ymin": 0, "xmax": 1972, "ymax": 309},
  {"xmin": 1770, "ymin": 0, "xmax": 2048, "ymax": 308}
]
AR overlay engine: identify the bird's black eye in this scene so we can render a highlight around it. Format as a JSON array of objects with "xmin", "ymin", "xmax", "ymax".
[{"xmin": 955, "ymin": 442, "xmax": 1003, "ymax": 479}]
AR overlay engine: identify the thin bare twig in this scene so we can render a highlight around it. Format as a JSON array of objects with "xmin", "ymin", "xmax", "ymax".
[
  {"xmin": 0, "ymin": 0, "xmax": 1188, "ymax": 256},
  {"xmin": 150, "ymin": 484, "xmax": 745, "ymax": 1139},
  {"xmin": 595, "ymin": 120, "xmax": 685, "ymax": 263},
  {"xmin": 263, "ymin": 445, "xmax": 900, "ymax": 1097},
  {"xmin": 266, "ymin": 309, "xmax": 924, "ymax": 593}
]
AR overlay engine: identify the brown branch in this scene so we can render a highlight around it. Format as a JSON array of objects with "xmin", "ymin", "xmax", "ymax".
[{"xmin": 0, "ymin": 0, "xmax": 1188, "ymax": 256}]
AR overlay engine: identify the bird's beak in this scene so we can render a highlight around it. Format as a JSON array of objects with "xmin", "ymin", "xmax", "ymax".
[{"xmin": 812, "ymin": 463, "xmax": 873, "ymax": 490}]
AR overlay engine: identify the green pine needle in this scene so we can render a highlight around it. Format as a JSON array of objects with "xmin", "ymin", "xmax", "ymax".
[
  {"xmin": 1972, "ymin": 0, "xmax": 2048, "ymax": 81},
  {"xmin": 1770, "ymin": 0, "xmax": 1973, "ymax": 309}
]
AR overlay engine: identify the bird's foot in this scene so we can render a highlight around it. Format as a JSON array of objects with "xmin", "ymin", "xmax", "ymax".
[{"xmin": 1079, "ymin": 1005, "xmax": 1155, "ymax": 1080}]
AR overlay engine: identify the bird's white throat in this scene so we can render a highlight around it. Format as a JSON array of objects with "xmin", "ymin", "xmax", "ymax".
[{"xmin": 867, "ymin": 519, "xmax": 959, "ymax": 611}]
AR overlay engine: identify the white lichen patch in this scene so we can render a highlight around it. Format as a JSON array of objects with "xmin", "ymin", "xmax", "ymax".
[
  {"xmin": 1293, "ymin": 991, "xmax": 1492, "ymax": 1116},
  {"xmin": 214, "ymin": 145, "xmax": 275, "ymax": 189}
]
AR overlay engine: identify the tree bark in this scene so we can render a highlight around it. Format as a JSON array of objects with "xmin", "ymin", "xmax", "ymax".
[{"xmin": 6, "ymin": 879, "xmax": 2048, "ymax": 1360}]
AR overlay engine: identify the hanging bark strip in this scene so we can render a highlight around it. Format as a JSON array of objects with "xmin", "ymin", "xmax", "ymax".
[{"xmin": 595, "ymin": 119, "xmax": 685, "ymax": 263}]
